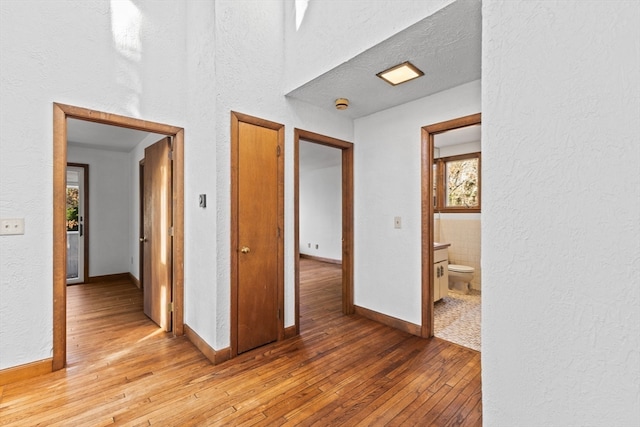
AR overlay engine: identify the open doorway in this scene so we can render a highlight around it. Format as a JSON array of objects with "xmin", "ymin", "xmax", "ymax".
[
  {"xmin": 421, "ymin": 113, "xmax": 481, "ymax": 352},
  {"xmin": 294, "ymin": 129, "xmax": 354, "ymax": 334},
  {"xmin": 52, "ymin": 103, "xmax": 185, "ymax": 371},
  {"xmin": 65, "ymin": 163, "xmax": 88, "ymax": 285}
]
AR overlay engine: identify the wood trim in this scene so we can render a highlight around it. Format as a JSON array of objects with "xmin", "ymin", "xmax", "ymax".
[
  {"xmin": 284, "ymin": 325, "xmax": 297, "ymax": 339},
  {"xmin": 53, "ymin": 104, "xmax": 67, "ymax": 371},
  {"xmin": 299, "ymin": 254, "xmax": 342, "ymax": 265},
  {"xmin": 341, "ymin": 143, "xmax": 355, "ymax": 315},
  {"xmin": 276, "ymin": 125, "xmax": 285, "ymax": 342},
  {"xmin": 0, "ymin": 358, "xmax": 53, "ymax": 386},
  {"xmin": 184, "ymin": 324, "xmax": 231, "ymax": 365},
  {"xmin": 230, "ymin": 113, "xmax": 239, "ymax": 356},
  {"xmin": 433, "ymin": 152, "xmax": 481, "ymax": 213},
  {"xmin": 294, "ymin": 130, "xmax": 300, "ymax": 336},
  {"xmin": 354, "ymin": 305, "xmax": 422, "ymax": 337},
  {"xmin": 423, "ymin": 113, "xmax": 481, "ymax": 134},
  {"xmin": 294, "ymin": 128, "xmax": 355, "ymax": 335},
  {"xmin": 421, "ymin": 113, "xmax": 481, "ymax": 338},
  {"xmin": 67, "ymin": 162, "xmax": 89, "ymax": 283},
  {"xmin": 128, "ymin": 272, "xmax": 140, "ymax": 288},
  {"xmin": 86, "ymin": 273, "xmax": 130, "ymax": 283},
  {"xmin": 138, "ymin": 160, "xmax": 144, "ymax": 290},
  {"xmin": 173, "ymin": 129, "xmax": 185, "ymax": 336},
  {"xmin": 230, "ymin": 111, "xmax": 285, "ymax": 358},
  {"xmin": 52, "ymin": 102, "xmax": 185, "ymax": 371},
  {"xmin": 296, "ymin": 129, "xmax": 353, "ymax": 149}
]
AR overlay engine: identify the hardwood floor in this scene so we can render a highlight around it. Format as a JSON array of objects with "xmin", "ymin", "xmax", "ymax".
[{"xmin": 0, "ymin": 259, "xmax": 481, "ymax": 426}]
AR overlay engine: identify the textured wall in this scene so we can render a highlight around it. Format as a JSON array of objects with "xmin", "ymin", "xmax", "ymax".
[
  {"xmin": 354, "ymin": 81, "xmax": 481, "ymax": 325},
  {"xmin": 0, "ymin": 0, "xmax": 189, "ymax": 369},
  {"xmin": 482, "ymin": 1, "xmax": 640, "ymax": 425},
  {"xmin": 67, "ymin": 145, "xmax": 131, "ymax": 277}
]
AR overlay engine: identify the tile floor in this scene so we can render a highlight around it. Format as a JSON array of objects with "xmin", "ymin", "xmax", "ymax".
[{"xmin": 434, "ymin": 290, "xmax": 481, "ymax": 351}]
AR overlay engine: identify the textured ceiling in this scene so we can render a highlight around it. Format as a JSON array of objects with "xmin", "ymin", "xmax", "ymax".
[{"xmin": 286, "ymin": 0, "xmax": 482, "ymax": 119}]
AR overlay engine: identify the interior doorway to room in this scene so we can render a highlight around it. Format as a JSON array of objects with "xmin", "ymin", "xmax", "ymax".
[
  {"xmin": 66, "ymin": 163, "xmax": 88, "ymax": 285},
  {"xmin": 52, "ymin": 103, "xmax": 185, "ymax": 371},
  {"xmin": 421, "ymin": 113, "xmax": 481, "ymax": 352},
  {"xmin": 294, "ymin": 129, "xmax": 354, "ymax": 334}
]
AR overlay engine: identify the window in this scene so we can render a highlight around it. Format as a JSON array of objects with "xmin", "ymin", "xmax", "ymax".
[{"xmin": 433, "ymin": 152, "xmax": 481, "ymax": 213}]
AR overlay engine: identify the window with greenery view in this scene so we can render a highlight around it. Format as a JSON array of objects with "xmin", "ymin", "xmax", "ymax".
[
  {"xmin": 433, "ymin": 152, "xmax": 480, "ymax": 212},
  {"xmin": 66, "ymin": 186, "xmax": 79, "ymax": 231}
]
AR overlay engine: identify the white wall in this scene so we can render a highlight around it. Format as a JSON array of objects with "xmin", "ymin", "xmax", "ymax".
[
  {"xmin": 67, "ymin": 145, "xmax": 131, "ymax": 277},
  {"xmin": 354, "ymin": 80, "xmax": 481, "ymax": 325},
  {"xmin": 212, "ymin": 0, "xmax": 353, "ymax": 349},
  {"xmin": 482, "ymin": 1, "xmax": 640, "ymax": 425},
  {"xmin": 0, "ymin": 0, "xmax": 189, "ymax": 369},
  {"xmin": 300, "ymin": 163, "xmax": 342, "ymax": 261}
]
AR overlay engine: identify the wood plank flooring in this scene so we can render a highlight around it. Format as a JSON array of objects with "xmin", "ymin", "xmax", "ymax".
[{"xmin": 0, "ymin": 259, "xmax": 481, "ymax": 426}]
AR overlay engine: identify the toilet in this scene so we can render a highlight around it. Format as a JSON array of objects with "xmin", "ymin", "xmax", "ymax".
[{"xmin": 448, "ymin": 264, "xmax": 474, "ymax": 294}]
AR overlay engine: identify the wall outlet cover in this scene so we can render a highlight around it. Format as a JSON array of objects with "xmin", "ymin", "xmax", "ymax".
[{"xmin": 0, "ymin": 218, "xmax": 25, "ymax": 235}]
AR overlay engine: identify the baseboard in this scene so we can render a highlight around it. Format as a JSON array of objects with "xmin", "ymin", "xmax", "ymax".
[
  {"xmin": 0, "ymin": 358, "xmax": 53, "ymax": 386},
  {"xmin": 354, "ymin": 305, "xmax": 422, "ymax": 337},
  {"xmin": 184, "ymin": 324, "xmax": 231, "ymax": 365},
  {"xmin": 128, "ymin": 273, "xmax": 140, "ymax": 288},
  {"xmin": 299, "ymin": 253, "xmax": 342, "ymax": 265},
  {"xmin": 87, "ymin": 272, "xmax": 130, "ymax": 283},
  {"xmin": 284, "ymin": 325, "xmax": 297, "ymax": 339}
]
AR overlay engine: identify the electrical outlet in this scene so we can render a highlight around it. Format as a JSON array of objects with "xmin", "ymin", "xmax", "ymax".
[
  {"xmin": 308, "ymin": 243, "xmax": 311, "ymax": 248},
  {"xmin": 315, "ymin": 244, "xmax": 319, "ymax": 249},
  {"xmin": 394, "ymin": 216, "xmax": 402, "ymax": 229},
  {"xmin": 0, "ymin": 218, "xmax": 25, "ymax": 235}
]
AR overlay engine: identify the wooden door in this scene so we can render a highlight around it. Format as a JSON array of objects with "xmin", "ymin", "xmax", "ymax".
[
  {"xmin": 142, "ymin": 137, "xmax": 173, "ymax": 331},
  {"xmin": 232, "ymin": 113, "xmax": 284, "ymax": 355}
]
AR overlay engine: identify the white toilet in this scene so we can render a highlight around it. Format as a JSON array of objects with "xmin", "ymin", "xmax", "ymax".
[{"xmin": 448, "ymin": 264, "xmax": 475, "ymax": 294}]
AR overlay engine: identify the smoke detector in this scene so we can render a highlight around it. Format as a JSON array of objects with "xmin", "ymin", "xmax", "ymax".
[{"xmin": 335, "ymin": 98, "xmax": 349, "ymax": 110}]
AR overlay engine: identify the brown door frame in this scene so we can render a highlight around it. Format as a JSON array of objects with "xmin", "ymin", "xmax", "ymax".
[
  {"xmin": 66, "ymin": 162, "xmax": 89, "ymax": 284},
  {"xmin": 138, "ymin": 160, "xmax": 145, "ymax": 290},
  {"xmin": 420, "ymin": 113, "xmax": 481, "ymax": 338},
  {"xmin": 230, "ymin": 111, "xmax": 285, "ymax": 357},
  {"xmin": 294, "ymin": 128, "xmax": 354, "ymax": 334},
  {"xmin": 52, "ymin": 103, "xmax": 185, "ymax": 371}
]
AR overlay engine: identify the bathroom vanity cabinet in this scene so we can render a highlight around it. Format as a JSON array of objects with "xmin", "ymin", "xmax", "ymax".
[{"xmin": 433, "ymin": 245, "xmax": 449, "ymax": 302}]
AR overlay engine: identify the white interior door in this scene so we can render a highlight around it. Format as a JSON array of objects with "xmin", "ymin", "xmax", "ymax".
[{"xmin": 66, "ymin": 166, "xmax": 85, "ymax": 284}]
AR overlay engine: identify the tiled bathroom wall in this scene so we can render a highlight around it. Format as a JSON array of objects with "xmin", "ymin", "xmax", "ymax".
[{"xmin": 434, "ymin": 214, "xmax": 481, "ymax": 290}]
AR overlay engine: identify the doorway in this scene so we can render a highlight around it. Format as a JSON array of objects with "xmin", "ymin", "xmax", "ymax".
[
  {"xmin": 52, "ymin": 103, "xmax": 185, "ymax": 371},
  {"xmin": 66, "ymin": 163, "xmax": 88, "ymax": 285},
  {"xmin": 294, "ymin": 129, "xmax": 354, "ymax": 334},
  {"xmin": 421, "ymin": 113, "xmax": 481, "ymax": 342}
]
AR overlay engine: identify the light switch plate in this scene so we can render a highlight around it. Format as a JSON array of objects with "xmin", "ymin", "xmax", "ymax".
[
  {"xmin": 0, "ymin": 218, "xmax": 25, "ymax": 235},
  {"xmin": 394, "ymin": 216, "xmax": 402, "ymax": 229}
]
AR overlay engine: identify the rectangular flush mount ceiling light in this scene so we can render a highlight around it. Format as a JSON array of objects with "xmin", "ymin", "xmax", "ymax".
[{"xmin": 376, "ymin": 61, "xmax": 424, "ymax": 86}]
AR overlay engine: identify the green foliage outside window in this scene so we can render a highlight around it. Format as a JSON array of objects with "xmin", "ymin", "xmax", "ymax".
[{"xmin": 66, "ymin": 187, "xmax": 79, "ymax": 231}]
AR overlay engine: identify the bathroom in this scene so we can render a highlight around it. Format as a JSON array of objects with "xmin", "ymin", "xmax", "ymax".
[{"xmin": 433, "ymin": 123, "xmax": 482, "ymax": 351}]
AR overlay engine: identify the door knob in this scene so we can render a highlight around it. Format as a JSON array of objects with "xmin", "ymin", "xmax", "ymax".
[
  {"xmin": 240, "ymin": 246, "xmax": 250, "ymax": 254},
  {"xmin": 139, "ymin": 237, "xmax": 147, "ymax": 242}
]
